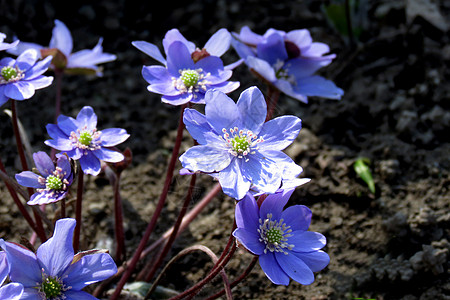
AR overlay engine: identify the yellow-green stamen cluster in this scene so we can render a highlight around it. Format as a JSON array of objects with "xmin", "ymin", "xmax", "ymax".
[
  {"xmin": 258, "ymin": 213, "xmax": 294, "ymax": 254},
  {"xmin": 172, "ymin": 68, "xmax": 210, "ymax": 98},
  {"xmin": 78, "ymin": 131, "xmax": 93, "ymax": 146},
  {"xmin": 69, "ymin": 126, "xmax": 102, "ymax": 155},
  {"xmin": 181, "ymin": 70, "xmax": 200, "ymax": 88},
  {"xmin": 0, "ymin": 66, "xmax": 23, "ymax": 83},
  {"xmin": 45, "ymin": 175, "xmax": 63, "ymax": 190},
  {"xmin": 222, "ymin": 127, "xmax": 264, "ymax": 161},
  {"xmin": 41, "ymin": 276, "xmax": 63, "ymax": 298}
]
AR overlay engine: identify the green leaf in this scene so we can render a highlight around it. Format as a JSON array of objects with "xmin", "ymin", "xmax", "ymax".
[{"xmin": 353, "ymin": 158, "xmax": 375, "ymax": 194}]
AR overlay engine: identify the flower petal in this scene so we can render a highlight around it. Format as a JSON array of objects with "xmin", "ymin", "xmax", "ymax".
[
  {"xmin": 0, "ymin": 283, "xmax": 23, "ymax": 300},
  {"xmin": 76, "ymin": 106, "xmax": 97, "ymax": 130},
  {"xmin": 233, "ymin": 228, "xmax": 264, "ymax": 255},
  {"xmin": 204, "ymin": 89, "xmax": 242, "ymax": 134},
  {"xmin": 20, "ymin": 288, "xmax": 41, "ymax": 300},
  {"xmin": 4, "ymin": 81, "xmax": 35, "ymax": 100},
  {"xmin": 281, "ymin": 205, "xmax": 312, "ymax": 232},
  {"xmin": 166, "ymin": 41, "xmax": 194, "ymax": 73},
  {"xmin": 258, "ymin": 115, "xmax": 301, "ymax": 151},
  {"xmin": 179, "ymin": 144, "xmax": 231, "ymax": 173},
  {"xmin": 56, "ymin": 114, "xmax": 79, "ymax": 136},
  {"xmin": 36, "ymin": 218, "xmax": 75, "ymax": 277},
  {"xmin": 235, "ymin": 193, "xmax": 260, "ymax": 230},
  {"xmin": 99, "ymin": 128, "xmax": 130, "ymax": 147},
  {"xmin": 92, "ymin": 148, "xmax": 124, "ymax": 163},
  {"xmin": 204, "ymin": 28, "xmax": 231, "ymax": 57},
  {"xmin": 0, "ymin": 252, "xmax": 8, "ymax": 286},
  {"xmin": 291, "ymin": 250, "xmax": 330, "ymax": 272},
  {"xmin": 217, "ymin": 159, "xmax": 251, "ymax": 200},
  {"xmin": 23, "ymin": 55, "xmax": 53, "ymax": 80},
  {"xmin": 259, "ymin": 189, "xmax": 294, "ymax": 220},
  {"xmin": 132, "ymin": 41, "xmax": 166, "ymax": 65},
  {"xmin": 63, "ymin": 253, "xmax": 117, "ymax": 290},
  {"xmin": 295, "ymin": 75, "xmax": 344, "ymax": 100},
  {"xmin": 15, "ymin": 171, "xmax": 43, "ymax": 189},
  {"xmin": 0, "ymin": 239, "xmax": 41, "ymax": 287},
  {"xmin": 25, "ymin": 75, "xmax": 53, "ymax": 90},
  {"xmin": 64, "ymin": 290, "xmax": 99, "ymax": 300},
  {"xmin": 259, "ymin": 252, "xmax": 290, "ymax": 285},
  {"xmin": 275, "ymin": 251, "xmax": 315, "ymax": 285},
  {"xmin": 242, "ymin": 152, "xmax": 282, "ymax": 195},
  {"xmin": 15, "ymin": 49, "xmax": 38, "ymax": 72},
  {"xmin": 162, "ymin": 29, "xmax": 195, "ymax": 55},
  {"xmin": 50, "ymin": 20, "xmax": 73, "ymax": 56},
  {"xmin": 245, "ymin": 56, "xmax": 277, "ymax": 83},
  {"xmin": 79, "ymin": 152, "xmax": 101, "ymax": 176},
  {"xmin": 236, "ymin": 86, "xmax": 267, "ymax": 134},
  {"xmin": 32, "ymin": 151, "xmax": 54, "ymax": 177},
  {"xmin": 183, "ymin": 108, "xmax": 213, "ymax": 145},
  {"xmin": 289, "ymin": 231, "xmax": 327, "ymax": 252},
  {"xmin": 142, "ymin": 65, "xmax": 172, "ymax": 84}
]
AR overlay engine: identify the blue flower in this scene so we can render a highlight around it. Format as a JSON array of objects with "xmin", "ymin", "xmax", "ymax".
[
  {"xmin": 0, "ymin": 49, "xmax": 53, "ymax": 106},
  {"xmin": 132, "ymin": 29, "xmax": 239, "ymax": 105},
  {"xmin": 7, "ymin": 20, "xmax": 116, "ymax": 76},
  {"xmin": 0, "ymin": 252, "xmax": 23, "ymax": 300},
  {"xmin": 15, "ymin": 151, "xmax": 73, "ymax": 205},
  {"xmin": 44, "ymin": 106, "xmax": 130, "ymax": 176},
  {"xmin": 232, "ymin": 26, "xmax": 343, "ymax": 103},
  {"xmin": 233, "ymin": 190, "xmax": 330, "ymax": 285},
  {"xmin": 179, "ymin": 86, "xmax": 303, "ymax": 200},
  {"xmin": 0, "ymin": 218, "xmax": 117, "ymax": 299},
  {"xmin": 0, "ymin": 33, "xmax": 19, "ymax": 51}
]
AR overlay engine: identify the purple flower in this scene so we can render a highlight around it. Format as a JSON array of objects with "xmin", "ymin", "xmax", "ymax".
[
  {"xmin": 179, "ymin": 86, "xmax": 303, "ymax": 200},
  {"xmin": 0, "ymin": 49, "xmax": 53, "ymax": 106},
  {"xmin": 15, "ymin": 151, "xmax": 73, "ymax": 205},
  {"xmin": 0, "ymin": 33, "xmax": 19, "ymax": 51},
  {"xmin": 232, "ymin": 26, "xmax": 343, "ymax": 103},
  {"xmin": 132, "ymin": 29, "xmax": 239, "ymax": 105},
  {"xmin": 0, "ymin": 252, "xmax": 23, "ymax": 300},
  {"xmin": 44, "ymin": 106, "xmax": 130, "ymax": 176},
  {"xmin": 7, "ymin": 19, "xmax": 116, "ymax": 76},
  {"xmin": 0, "ymin": 218, "xmax": 117, "ymax": 299},
  {"xmin": 233, "ymin": 190, "xmax": 330, "ymax": 285}
]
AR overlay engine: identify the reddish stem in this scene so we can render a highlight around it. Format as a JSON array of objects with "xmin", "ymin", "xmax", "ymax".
[
  {"xmin": 110, "ymin": 105, "xmax": 186, "ymax": 300},
  {"xmin": 266, "ymin": 86, "xmax": 280, "ymax": 121},
  {"xmin": 73, "ymin": 168, "xmax": 84, "ymax": 252}
]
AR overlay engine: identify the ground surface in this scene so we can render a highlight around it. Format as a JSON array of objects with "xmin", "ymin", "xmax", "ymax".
[{"xmin": 0, "ymin": 0, "xmax": 449, "ymax": 299}]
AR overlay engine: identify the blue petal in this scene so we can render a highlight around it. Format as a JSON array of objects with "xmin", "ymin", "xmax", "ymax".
[
  {"xmin": 0, "ymin": 239, "xmax": 42, "ymax": 287},
  {"xmin": 148, "ymin": 82, "xmax": 179, "ymax": 96},
  {"xmin": 56, "ymin": 114, "xmax": 79, "ymax": 136},
  {"xmin": 15, "ymin": 171, "xmax": 43, "ymax": 189},
  {"xmin": 242, "ymin": 152, "xmax": 282, "ymax": 195},
  {"xmin": 179, "ymin": 145, "xmax": 231, "ymax": 173},
  {"xmin": 0, "ymin": 283, "xmax": 23, "ymax": 300},
  {"xmin": 257, "ymin": 33, "xmax": 288, "ymax": 65},
  {"xmin": 195, "ymin": 55, "xmax": 224, "ymax": 77},
  {"xmin": 32, "ymin": 151, "xmax": 54, "ymax": 177},
  {"xmin": 288, "ymin": 58, "xmax": 331, "ymax": 79},
  {"xmin": 0, "ymin": 252, "xmax": 8, "ymax": 286},
  {"xmin": 36, "ymin": 218, "xmax": 75, "ymax": 277},
  {"xmin": 291, "ymin": 250, "xmax": 330, "ymax": 272},
  {"xmin": 259, "ymin": 189, "xmax": 294, "ymax": 220},
  {"xmin": 4, "ymin": 81, "xmax": 35, "ymax": 100},
  {"xmin": 230, "ymin": 38, "xmax": 255, "ymax": 60},
  {"xmin": 275, "ymin": 251, "xmax": 315, "ymax": 285},
  {"xmin": 79, "ymin": 152, "xmax": 101, "ymax": 176},
  {"xmin": 20, "ymin": 288, "xmax": 41, "ymax": 300},
  {"xmin": 259, "ymin": 252, "xmax": 290, "ymax": 285},
  {"xmin": 76, "ymin": 106, "xmax": 97, "ymax": 131},
  {"xmin": 162, "ymin": 29, "xmax": 195, "ymax": 55},
  {"xmin": 295, "ymin": 75, "xmax": 344, "ymax": 100},
  {"xmin": 0, "ymin": 86, "xmax": 8, "ymax": 107},
  {"xmin": 166, "ymin": 41, "xmax": 194, "ymax": 74},
  {"xmin": 142, "ymin": 65, "xmax": 171, "ymax": 84},
  {"xmin": 56, "ymin": 155, "xmax": 72, "ymax": 178},
  {"xmin": 258, "ymin": 115, "xmax": 302, "ymax": 151},
  {"xmin": 15, "ymin": 49, "xmax": 38, "ymax": 72},
  {"xmin": 92, "ymin": 148, "xmax": 124, "ymax": 163},
  {"xmin": 204, "ymin": 89, "xmax": 242, "ymax": 134},
  {"xmin": 161, "ymin": 93, "xmax": 193, "ymax": 106},
  {"xmin": 245, "ymin": 56, "xmax": 277, "ymax": 83},
  {"xmin": 64, "ymin": 290, "xmax": 99, "ymax": 300},
  {"xmin": 183, "ymin": 108, "xmax": 213, "ymax": 145},
  {"xmin": 281, "ymin": 205, "xmax": 312, "ymax": 232},
  {"xmin": 27, "ymin": 191, "xmax": 59, "ymax": 205},
  {"xmin": 23, "ymin": 55, "xmax": 53, "ymax": 80},
  {"xmin": 217, "ymin": 159, "xmax": 251, "ymax": 200},
  {"xmin": 209, "ymin": 80, "xmax": 240, "ymax": 94},
  {"xmin": 289, "ymin": 231, "xmax": 327, "ymax": 252},
  {"xmin": 232, "ymin": 228, "xmax": 264, "ymax": 255},
  {"xmin": 99, "ymin": 128, "xmax": 129, "ymax": 147},
  {"xmin": 50, "ymin": 20, "xmax": 73, "ymax": 56},
  {"xmin": 235, "ymin": 193, "xmax": 259, "ymax": 230},
  {"xmin": 132, "ymin": 41, "xmax": 166, "ymax": 65},
  {"xmin": 63, "ymin": 253, "xmax": 117, "ymax": 291},
  {"xmin": 236, "ymin": 86, "xmax": 266, "ymax": 134},
  {"xmin": 25, "ymin": 75, "xmax": 53, "ymax": 89},
  {"xmin": 44, "ymin": 138, "xmax": 74, "ymax": 152},
  {"xmin": 204, "ymin": 28, "xmax": 231, "ymax": 57},
  {"xmin": 46, "ymin": 123, "xmax": 68, "ymax": 139}
]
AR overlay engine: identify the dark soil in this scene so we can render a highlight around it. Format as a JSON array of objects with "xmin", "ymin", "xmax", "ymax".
[{"xmin": 0, "ymin": 1, "xmax": 449, "ymax": 299}]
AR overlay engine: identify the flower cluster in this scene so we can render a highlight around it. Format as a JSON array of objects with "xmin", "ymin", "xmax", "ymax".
[
  {"xmin": 232, "ymin": 26, "xmax": 344, "ymax": 103},
  {"xmin": 0, "ymin": 218, "xmax": 117, "ymax": 299}
]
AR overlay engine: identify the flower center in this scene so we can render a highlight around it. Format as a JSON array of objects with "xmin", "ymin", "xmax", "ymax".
[
  {"xmin": 69, "ymin": 126, "xmax": 102, "ymax": 154},
  {"xmin": 46, "ymin": 175, "xmax": 63, "ymax": 190},
  {"xmin": 273, "ymin": 60, "xmax": 296, "ymax": 85},
  {"xmin": 181, "ymin": 70, "xmax": 200, "ymax": 87},
  {"xmin": 258, "ymin": 213, "xmax": 294, "ymax": 254},
  {"xmin": 1, "ymin": 66, "xmax": 23, "ymax": 83},
  {"xmin": 78, "ymin": 131, "xmax": 93, "ymax": 146},
  {"xmin": 41, "ymin": 276, "xmax": 63, "ymax": 298},
  {"xmin": 222, "ymin": 127, "xmax": 264, "ymax": 161},
  {"xmin": 172, "ymin": 68, "xmax": 210, "ymax": 98}
]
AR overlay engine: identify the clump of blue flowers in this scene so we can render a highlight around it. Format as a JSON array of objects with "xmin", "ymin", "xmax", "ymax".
[
  {"xmin": 179, "ymin": 86, "xmax": 304, "ymax": 200},
  {"xmin": 45, "ymin": 106, "xmax": 130, "ymax": 176},
  {"xmin": 133, "ymin": 28, "xmax": 239, "ymax": 105},
  {"xmin": 232, "ymin": 26, "xmax": 343, "ymax": 103},
  {"xmin": 15, "ymin": 151, "xmax": 73, "ymax": 205},
  {"xmin": 0, "ymin": 49, "xmax": 53, "ymax": 106},
  {"xmin": 233, "ymin": 189, "xmax": 330, "ymax": 285},
  {"xmin": 0, "ymin": 218, "xmax": 117, "ymax": 299}
]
